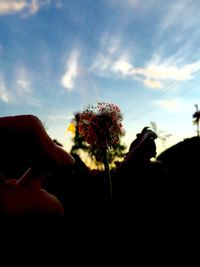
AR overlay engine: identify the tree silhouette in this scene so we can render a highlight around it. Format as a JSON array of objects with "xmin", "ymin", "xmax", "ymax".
[
  {"xmin": 192, "ymin": 104, "xmax": 200, "ymax": 137},
  {"xmin": 87, "ymin": 134, "xmax": 127, "ymax": 169},
  {"xmin": 70, "ymin": 113, "xmax": 89, "ymax": 154}
]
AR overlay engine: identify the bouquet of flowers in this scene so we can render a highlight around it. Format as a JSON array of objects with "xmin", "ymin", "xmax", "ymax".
[{"xmin": 78, "ymin": 102, "xmax": 124, "ymax": 198}]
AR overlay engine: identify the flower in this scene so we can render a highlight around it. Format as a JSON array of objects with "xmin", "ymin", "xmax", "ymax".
[
  {"xmin": 67, "ymin": 122, "xmax": 76, "ymax": 134},
  {"xmin": 78, "ymin": 102, "xmax": 124, "ymax": 149}
]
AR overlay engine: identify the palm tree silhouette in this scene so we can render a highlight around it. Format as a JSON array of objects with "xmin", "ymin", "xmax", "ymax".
[{"xmin": 193, "ymin": 104, "xmax": 200, "ymax": 137}]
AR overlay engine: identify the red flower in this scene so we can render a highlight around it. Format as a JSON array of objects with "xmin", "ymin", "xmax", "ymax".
[{"xmin": 78, "ymin": 102, "xmax": 124, "ymax": 148}]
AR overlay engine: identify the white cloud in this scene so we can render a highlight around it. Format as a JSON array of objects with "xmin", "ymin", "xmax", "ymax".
[
  {"xmin": 100, "ymin": 34, "xmax": 121, "ymax": 55},
  {"xmin": 90, "ymin": 34, "xmax": 122, "ymax": 74},
  {"xmin": 143, "ymin": 79, "xmax": 162, "ymax": 89},
  {"xmin": 111, "ymin": 57, "xmax": 200, "ymax": 88},
  {"xmin": 15, "ymin": 67, "xmax": 43, "ymax": 107},
  {"xmin": 154, "ymin": 99, "xmax": 180, "ymax": 110},
  {"xmin": 0, "ymin": 70, "xmax": 41, "ymax": 107},
  {"xmin": 90, "ymin": 55, "xmax": 112, "ymax": 74},
  {"xmin": 0, "ymin": 0, "xmax": 27, "ymax": 14},
  {"xmin": 88, "ymin": 25, "xmax": 200, "ymax": 88},
  {"xmin": 0, "ymin": 74, "xmax": 12, "ymax": 102},
  {"xmin": 112, "ymin": 59, "xmax": 132, "ymax": 75},
  {"xmin": 0, "ymin": 0, "xmax": 50, "ymax": 16},
  {"xmin": 153, "ymin": 98, "xmax": 197, "ymax": 117},
  {"xmin": 61, "ymin": 50, "xmax": 79, "ymax": 90},
  {"xmin": 107, "ymin": 40, "xmax": 119, "ymax": 55},
  {"xmin": 91, "ymin": 51, "xmax": 200, "ymax": 89},
  {"xmin": 17, "ymin": 79, "xmax": 29, "ymax": 88},
  {"xmin": 16, "ymin": 67, "xmax": 31, "ymax": 93},
  {"xmin": 139, "ymin": 62, "xmax": 200, "ymax": 81}
]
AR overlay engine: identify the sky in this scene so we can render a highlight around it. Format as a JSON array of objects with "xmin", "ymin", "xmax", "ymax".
[{"xmin": 0, "ymin": 0, "xmax": 200, "ymax": 156}]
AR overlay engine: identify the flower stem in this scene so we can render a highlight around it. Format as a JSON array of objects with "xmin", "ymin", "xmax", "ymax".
[{"xmin": 103, "ymin": 148, "xmax": 112, "ymax": 200}]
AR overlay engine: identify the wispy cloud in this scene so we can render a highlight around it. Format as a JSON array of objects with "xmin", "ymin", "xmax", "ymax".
[
  {"xmin": 112, "ymin": 58, "xmax": 133, "ymax": 75},
  {"xmin": 0, "ymin": 0, "xmax": 27, "ymax": 15},
  {"xmin": 17, "ymin": 78, "xmax": 29, "ymax": 90},
  {"xmin": 140, "ymin": 61, "xmax": 200, "ymax": 81},
  {"xmin": 90, "ymin": 0, "xmax": 200, "ymax": 91},
  {"xmin": 16, "ymin": 67, "xmax": 31, "ymax": 93},
  {"xmin": 160, "ymin": 0, "xmax": 199, "ymax": 32},
  {"xmin": 153, "ymin": 98, "xmax": 196, "ymax": 115},
  {"xmin": 14, "ymin": 66, "xmax": 42, "ymax": 107},
  {"xmin": 113, "ymin": 58, "xmax": 200, "ymax": 88},
  {"xmin": 155, "ymin": 0, "xmax": 200, "ymax": 52},
  {"xmin": 154, "ymin": 99, "xmax": 180, "ymax": 111},
  {"xmin": 91, "ymin": 55, "xmax": 111, "ymax": 74},
  {"xmin": 0, "ymin": 68, "xmax": 42, "ymax": 107},
  {"xmin": 90, "ymin": 34, "xmax": 128, "ymax": 75},
  {"xmin": 0, "ymin": 0, "xmax": 50, "ymax": 16},
  {"xmin": 143, "ymin": 79, "xmax": 162, "ymax": 89},
  {"xmin": 61, "ymin": 50, "xmax": 79, "ymax": 90},
  {"xmin": 100, "ymin": 34, "xmax": 121, "ymax": 55},
  {"xmin": 0, "ymin": 73, "xmax": 12, "ymax": 102},
  {"xmin": 92, "ymin": 50, "xmax": 200, "ymax": 89}
]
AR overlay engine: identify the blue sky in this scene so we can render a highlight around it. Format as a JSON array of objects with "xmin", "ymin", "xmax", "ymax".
[{"xmin": 0, "ymin": 0, "xmax": 200, "ymax": 155}]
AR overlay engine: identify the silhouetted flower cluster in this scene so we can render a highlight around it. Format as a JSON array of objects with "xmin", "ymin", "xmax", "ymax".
[{"xmin": 78, "ymin": 102, "xmax": 124, "ymax": 148}]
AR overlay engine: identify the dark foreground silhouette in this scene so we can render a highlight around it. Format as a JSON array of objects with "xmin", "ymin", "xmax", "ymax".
[{"xmin": 0, "ymin": 117, "xmax": 198, "ymax": 263}]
